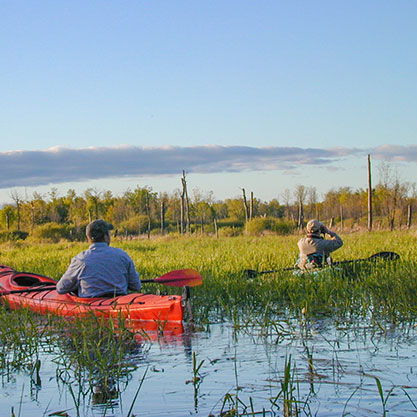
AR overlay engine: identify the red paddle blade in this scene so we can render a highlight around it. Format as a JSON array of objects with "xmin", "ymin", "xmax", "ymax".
[{"xmin": 153, "ymin": 269, "xmax": 203, "ymax": 287}]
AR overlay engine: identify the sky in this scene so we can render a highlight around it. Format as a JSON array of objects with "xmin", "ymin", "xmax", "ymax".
[{"xmin": 1, "ymin": 1, "xmax": 416, "ymax": 205}]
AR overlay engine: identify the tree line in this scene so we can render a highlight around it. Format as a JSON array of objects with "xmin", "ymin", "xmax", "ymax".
[{"xmin": 0, "ymin": 166, "xmax": 415, "ymax": 242}]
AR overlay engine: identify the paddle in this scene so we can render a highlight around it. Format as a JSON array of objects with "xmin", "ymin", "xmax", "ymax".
[
  {"xmin": 333, "ymin": 251, "xmax": 400, "ymax": 266},
  {"xmin": 0, "ymin": 269, "xmax": 203, "ymax": 295},
  {"xmin": 244, "ymin": 251, "xmax": 400, "ymax": 278},
  {"xmin": 141, "ymin": 269, "xmax": 203, "ymax": 287}
]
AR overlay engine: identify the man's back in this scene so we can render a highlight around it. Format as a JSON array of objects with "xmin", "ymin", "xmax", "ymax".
[
  {"xmin": 298, "ymin": 235, "xmax": 343, "ymax": 258},
  {"xmin": 57, "ymin": 242, "xmax": 141, "ymax": 297}
]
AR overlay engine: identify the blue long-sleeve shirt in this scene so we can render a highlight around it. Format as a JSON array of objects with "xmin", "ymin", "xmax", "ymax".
[{"xmin": 56, "ymin": 242, "xmax": 141, "ymax": 298}]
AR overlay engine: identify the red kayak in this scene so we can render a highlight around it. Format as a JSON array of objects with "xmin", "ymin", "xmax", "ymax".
[{"xmin": 0, "ymin": 264, "xmax": 185, "ymax": 328}]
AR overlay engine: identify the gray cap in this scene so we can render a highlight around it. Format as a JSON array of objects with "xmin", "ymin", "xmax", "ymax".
[
  {"xmin": 86, "ymin": 219, "xmax": 114, "ymax": 241},
  {"xmin": 306, "ymin": 219, "xmax": 323, "ymax": 234}
]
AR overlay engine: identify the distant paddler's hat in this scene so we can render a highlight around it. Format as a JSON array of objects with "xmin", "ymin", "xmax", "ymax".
[
  {"xmin": 86, "ymin": 219, "xmax": 114, "ymax": 241},
  {"xmin": 306, "ymin": 219, "xmax": 323, "ymax": 234}
]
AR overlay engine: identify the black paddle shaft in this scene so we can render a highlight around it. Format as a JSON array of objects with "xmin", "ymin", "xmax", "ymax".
[
  {"xmin": 244, "ymin": 251, "xmax": 400, "ymax": 277},
  {"xmin": 333, "ymin": 251, "xmax": 400, "ymax": 266},
  {"xmin": 244, "ymin": 266, "xmax": 295, "ymax": 278}
]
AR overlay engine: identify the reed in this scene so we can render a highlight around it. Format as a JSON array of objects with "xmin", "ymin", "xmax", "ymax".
[
  {"xmin": 0, "ymin": 230, "xmax": 415, "ymax": 415},
  {"xmin": 53, "ymin": 313, "xmax": 143, "ymax": 399},
  {"xmin": 1, "ymin": 230, "xmax": 415, "ymax": 326},
  {"xmin": 0, "ymin": 303, "xmax": 56, "ymax": 373}
]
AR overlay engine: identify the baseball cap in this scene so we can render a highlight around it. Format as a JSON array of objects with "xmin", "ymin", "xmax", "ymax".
[
  {"xmin": 86, "ymin": 219, "xmax": 114, "ymax": 241},
  {"xmin": 306, "ymin": 219, "xmax": 323, "ymax": 234}
]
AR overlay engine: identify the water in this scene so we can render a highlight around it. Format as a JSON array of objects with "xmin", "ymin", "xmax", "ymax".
[{"xmin": 1, "ymin": 318, "xmax": 417, "ymax": 416}]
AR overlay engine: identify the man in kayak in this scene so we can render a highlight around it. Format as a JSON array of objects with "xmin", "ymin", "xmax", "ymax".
[
  {"xmin": 56, "ymin": 220, "xmax": 141, "ymax": 297},
  {"xmin": 297, "ymin": 219, "xmax": 343, "ymax": 270}
]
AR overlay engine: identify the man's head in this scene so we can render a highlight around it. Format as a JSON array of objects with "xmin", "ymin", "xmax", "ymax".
[
  {"xmin": 306, "ymin": 219, "xmax": 323, "ymax": 235},
  {"xmin": 86, "ymin": 220, "xmax": 114, "ymax": 242}
]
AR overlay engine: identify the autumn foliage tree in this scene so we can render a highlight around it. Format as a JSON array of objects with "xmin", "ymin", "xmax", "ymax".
[{"xmin": 0, "ymin": 166, "xmax": 414, "ymax": 240}]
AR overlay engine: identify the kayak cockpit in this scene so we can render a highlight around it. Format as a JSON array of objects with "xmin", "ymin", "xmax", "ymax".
[{"xmin": 10, "ymin": 272, "xmax": 56, "ymax": 288}]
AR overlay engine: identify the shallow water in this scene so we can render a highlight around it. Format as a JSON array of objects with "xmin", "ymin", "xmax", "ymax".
[{"xmin": 1, "ymin": 318, "xmax": 417, "ymax": 417}]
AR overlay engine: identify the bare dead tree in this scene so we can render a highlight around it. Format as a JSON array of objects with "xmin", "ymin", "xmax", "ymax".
[
  {"xmin": 3, "ymin": 205, "xmax": 13, "ymax": 230},
  {"xmin": 378, "ymin": 162, "xmax": 404, "ymax": 231},
  {"xmin": 367, "ymin": 154, "xmax": 373, "ymax": 232},
  {"xmin": 307, "ymin": 186, "xmax": 318, "ymax": 219},
  {"xmin": 10, "ymin": 190, "xmax": 23, "ymax": 231},
  {"xmin": 181, "ymin": 171, "xmax": 191, "ymax": 233},
  {"xmin": 84, "ymin": 188, "xmax": 103, "ymax": 223},
  {"xmin": 180, "ymin": 189, "xmax": 185, "ymax": 235},
  {"xmin": 294, "ymin": 185, "xmax": 307, "ymax": 230},
  {"xmin": 281, "ymin": 189, "xmax": 292, "ymax": 221},
  {"xmin": 250, "ymin": 191, "xmax": 254, "ymax": 220},
  {"xmin": 145, "ymin": 191, "xmax": 151, "ymax": 239},
  {"xmin": 5, "ymin": 211, "xmax": 10, "ymax": 230},
  {"xmin": 160, "ymin": 199, "xmax": 165, "ymax": 235},
  {"xmin": 242, "ymin": 188, "xmax": 249, "ymax": 222},
  {"xmin": 30, "ymin": 200, "xmax": 35, "ymax": 233},
  {"xmin": 213, "ymin": 209, "xmax": 219, "ymax": 238},
  {"xmin": 407, "ymin": 204, "xmax": 412, "ymax": 229}
]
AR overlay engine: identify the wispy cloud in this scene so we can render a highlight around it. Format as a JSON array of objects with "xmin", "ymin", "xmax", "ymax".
[
  {"xmin": 0, "ymin": 144, "xmax": 415, "ymax": 189},
  {"xmin": 370, "ymin": 144, "xmax": 417, "ymax": 162}
]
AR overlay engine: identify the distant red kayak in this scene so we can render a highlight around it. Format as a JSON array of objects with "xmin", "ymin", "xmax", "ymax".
[{"xmin": 0, "ymin": 264, "xmax": 184, "ymax": 328}]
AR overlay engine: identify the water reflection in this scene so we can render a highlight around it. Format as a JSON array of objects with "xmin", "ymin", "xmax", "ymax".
[
  {"xmin": 49, "ymin": 316, "xmax": 198, "ymax": 415},
  {"xmin": 1, "ymin": 309, "xmax": 417, "ymax": 416}
]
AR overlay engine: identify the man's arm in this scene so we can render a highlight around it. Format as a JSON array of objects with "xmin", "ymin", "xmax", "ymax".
[
  {"xmin": 321, "ymin": 226, "xmax": 343, "ymax": 252},
  {"xmin": 56, "ymin": 258, "xmax": 83, "ymax": 294}
]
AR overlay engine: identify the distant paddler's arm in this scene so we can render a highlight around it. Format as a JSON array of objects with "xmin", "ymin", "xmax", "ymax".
[{"xmin": 321, "ymin": 226, "xmax": 343, "ymax": 251}]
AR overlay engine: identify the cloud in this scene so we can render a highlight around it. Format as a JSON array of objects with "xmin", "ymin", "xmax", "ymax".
[
  {"xmin": 0, "ymin": 144, "xmax": 414, "ymax": 189},
  {"xmin": 369, "ymin": 144, "xmax": 417, "ymax": 162}
]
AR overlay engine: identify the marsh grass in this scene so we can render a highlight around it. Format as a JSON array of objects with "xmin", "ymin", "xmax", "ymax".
[
  {"xmin": 185, "ymin": 352, "xmax": 206, "ymax": 411},
  {"xmin": 0, "ymin": 302, "xmax": 145, "ymax": 414},
  {"xmin": 0, "ymin": 230, "xmax": 416, "ymax": 415},
  {"xmin": 53, "ymin": 313, "xmax": 144, "ymax": 401},
  {"xmin": 0, "ymin": 230, "xmax": 415, "ymax": 327},
  {"xmin": 0, "ymin": 303, "xmax": 56, "ymax": 374}
]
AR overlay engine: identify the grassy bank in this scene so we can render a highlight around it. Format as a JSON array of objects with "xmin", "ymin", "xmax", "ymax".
[{"xmin": 0, "ymin": 230, "xmax": 415, "ymax": 324}]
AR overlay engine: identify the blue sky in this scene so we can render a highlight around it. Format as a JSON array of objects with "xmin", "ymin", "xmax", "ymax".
[{"xmin": 1, "ymin": 1, "xmax": 416, "ymax": 204}]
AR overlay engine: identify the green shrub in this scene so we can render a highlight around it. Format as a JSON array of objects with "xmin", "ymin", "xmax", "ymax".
[
  {"xmin": 117, "ymin": 215, "xmax": 151, "ymax": 236},
  {"xmin": 0, "ymin": 230, "xmax": 29, "ymax": 242},
  {"xmin": 218, "ymin": 226, "xmax": 243, "ymax": 237},
  {"xmin": 31, "ymin": 223, "xmax": 71, "ymax": 242},
  {"xmin": 69, "ymin": 224, "xmax": 88, "ymax": 241},
  {"xmin": 245, "ymin": 217, "xmax": 295, "ymax": 236},
  {"xmin": 217, "ymin": 219, "xmax": 245, "ymax": 228}
]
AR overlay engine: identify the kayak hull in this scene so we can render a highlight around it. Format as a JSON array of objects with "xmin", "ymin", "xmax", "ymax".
[{"xmin": 0, "ymin": 265, "xmax": 184, "ymax": 328}]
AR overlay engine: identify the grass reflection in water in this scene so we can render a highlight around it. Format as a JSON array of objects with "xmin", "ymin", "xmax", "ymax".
[{"xmin": 0, "ymin": 231, "xmax": 416, "ymax": 415}]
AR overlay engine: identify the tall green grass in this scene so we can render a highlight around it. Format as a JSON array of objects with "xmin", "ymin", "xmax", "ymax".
[
  {"xmin": 0, "ymin": 230, "xmax": 415, "ymax": 325},
  {"xmin": 0, "ymin": 230, "xmax": 415, "ymax": 415},
  {"xmin": 53, "ymin": 313, "xmax": 144, "ymax": 406},
  {"xmin": 0, "ymin": 305, "xmax": 144, "ymax": 412}
]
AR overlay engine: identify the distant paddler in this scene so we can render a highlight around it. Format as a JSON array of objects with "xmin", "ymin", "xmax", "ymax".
[{"xmin": 297, "ymin": 219, "xmax": 343, "ymax": 271}]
